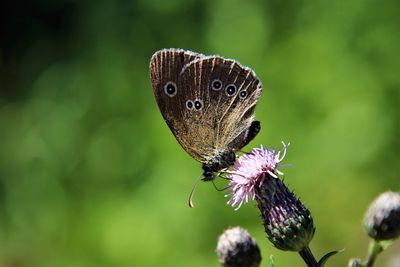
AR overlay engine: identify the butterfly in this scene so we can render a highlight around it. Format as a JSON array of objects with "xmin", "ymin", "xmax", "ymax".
[{"xmin": 150, "ymin": 48, "xmax": 262, "ymax": 182}]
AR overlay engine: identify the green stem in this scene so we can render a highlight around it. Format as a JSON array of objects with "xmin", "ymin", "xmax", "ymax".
[
  {"xmin": 365, "ymin": 240, "xmax": 383, "ymax": 267},
  {"xmin": 299, "ymin": 246, "xmax": 318, "ymax": 267}
]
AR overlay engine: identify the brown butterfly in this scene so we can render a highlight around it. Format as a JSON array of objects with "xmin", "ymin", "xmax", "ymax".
[{"xmin": 150, "ymin": 48, "xmax": 262, "ymax": 182}]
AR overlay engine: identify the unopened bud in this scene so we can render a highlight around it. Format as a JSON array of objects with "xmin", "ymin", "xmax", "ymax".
[
  {"xmin": 364, "ymin": 191, "xmax": 400, "ymax": 241},
  {"xmin": 216, "ymin": 227, "xmax": 261, "ymax": 267}
]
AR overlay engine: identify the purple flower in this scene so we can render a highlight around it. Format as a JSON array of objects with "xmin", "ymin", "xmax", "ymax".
[
  {"xmin": 226, "ymin": 143, "xmax": 288, "ymax": 210},
  {"xmin": 224, "ymin": 143, "xmax": 318, "ymax": 264}
]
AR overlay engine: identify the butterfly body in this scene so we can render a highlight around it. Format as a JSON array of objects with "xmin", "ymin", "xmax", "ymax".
[{"xmin": 150, "ymin": 48, "xmax": 262, "ymax": 181}]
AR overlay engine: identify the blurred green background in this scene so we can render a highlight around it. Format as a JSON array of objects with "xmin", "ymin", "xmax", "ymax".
[{"xmin": 1, "ymin": 0, "xmax": 399, "ymax": 266}]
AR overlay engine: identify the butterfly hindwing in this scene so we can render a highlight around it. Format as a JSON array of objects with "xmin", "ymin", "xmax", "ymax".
[
  {"xmin": 177, "ymin": 55, "xmax": 262, "ymax": 162},
  {"xmin": 150, "ymin": 48, "xmax": 262, "ymax": 169}
]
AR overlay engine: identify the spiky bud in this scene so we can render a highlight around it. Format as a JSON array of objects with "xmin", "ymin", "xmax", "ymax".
[
  {"xmin": 216, "ymin": 227, "xmax": 261, "ymax": 267},
  {"xmin": 256, "ymin": 176, "xmax": 315, "ymax": 251},
  {"xmin": 364, "ymin": 191, "xmax": 400, "ymax": 241}
]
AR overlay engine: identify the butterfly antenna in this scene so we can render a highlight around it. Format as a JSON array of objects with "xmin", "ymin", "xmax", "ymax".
[{"xmin": 188, "ymin": 174, "xmax": 203, "ymax": 208}]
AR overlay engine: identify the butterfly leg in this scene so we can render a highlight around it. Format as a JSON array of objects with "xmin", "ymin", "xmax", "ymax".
[
  {"xmin": 217, "ymin": 170, "xmax": 231, "ymax": 180},
  {"xmin": 203, "ymin": 166, "xmax": 231, "ymax": 181}
]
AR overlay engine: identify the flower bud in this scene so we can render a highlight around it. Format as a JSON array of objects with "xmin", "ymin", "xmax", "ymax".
[
  {"xmin": 216, "ymin": 227, "xmax": 261, "ymax": 267},
  {"xmin": 364, "ymin": 191, "xmax": 400, "ymax": 241},
  {"xmin": 348, "ymin": 258, "xmax": 363, "ymax": 267},
  {"xmin": 256, "ymin": 176, "xmax": 315, "ymax": 251}
]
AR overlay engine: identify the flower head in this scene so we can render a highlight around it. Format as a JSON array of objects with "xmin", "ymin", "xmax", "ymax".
[
  {"xmin": 226, "ymin": 143, "xmax": 287, "ymax": 210},
  {"xmin": 226, "ymin": 143, "xmax": 315, "ymax": 252}
]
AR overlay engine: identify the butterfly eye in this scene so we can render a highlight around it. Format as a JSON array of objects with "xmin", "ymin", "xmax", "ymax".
[
  {"xmin": 239, "ymin": 90, "xmax": 247, "ymax": 99},
  {"xmin": 194, "ymin": 99, "xmax": 203, "ymax": 111},
  {"xmin": 186, "ymin": 100, "xmax": 194, "ymax": 110},
  {"xmin": 211, "ymin": 79, "xmax": 222, "ymax": 91},
  {"xmin": 164, "ymin": 81, "xmax": 177, "ymax": 97},
  {"xmin": 225, "ymin": 84, "xmax": 236, "ymax": 96}
]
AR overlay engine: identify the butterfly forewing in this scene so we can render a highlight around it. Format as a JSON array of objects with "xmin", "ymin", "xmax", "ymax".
[{"xmin": 150, "ymin": 49, "xmax": 205, "ymax": 157}]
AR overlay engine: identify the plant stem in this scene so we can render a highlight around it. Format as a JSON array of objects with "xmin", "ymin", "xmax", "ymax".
[
  {"xmin": 299, "ymin": 246, "xmax": 318, "ymax": 267},
  {"xmin": 366, "ymin": 240, "xmax": 383, "ymax": 267}
]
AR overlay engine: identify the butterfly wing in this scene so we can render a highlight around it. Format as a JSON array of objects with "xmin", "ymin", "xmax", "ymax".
[
  {"xmin": 177, "ymin": 56, "xmax": 262, "ymax": 163},
  {"xmin": 150, "ymin": 49, "xmax": 262, "ymax": 165},
  {"xmin": 150, "ymin": 49, "xmax": 207, "ymax": 161}
]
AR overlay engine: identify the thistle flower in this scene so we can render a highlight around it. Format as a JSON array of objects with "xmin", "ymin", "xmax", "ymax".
[
  {"xmin": 364, "ymin": 191, "xmax": 400, "ymax": 241},
  {"xmin": 216, "ymin": 227, "xmax": 261, "ymax": 267},
  {"xmin": 226, "ymin": 144, "xmax": 317, "ymax": 265},
  {"xmin": 226, "ymin": 144, "xmax": 287, "ymax": 210}
]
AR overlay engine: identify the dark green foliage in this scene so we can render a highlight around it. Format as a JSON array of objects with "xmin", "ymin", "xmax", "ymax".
[{"xmin": 0, "ymin": 0, "xmax": 399, "ymax": 266}]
